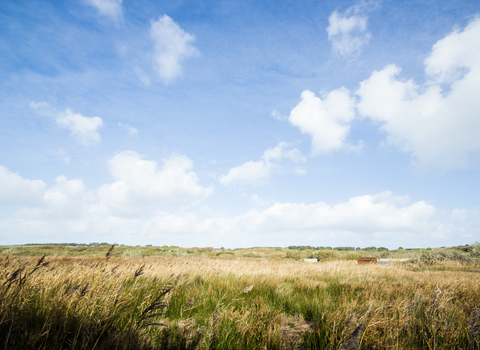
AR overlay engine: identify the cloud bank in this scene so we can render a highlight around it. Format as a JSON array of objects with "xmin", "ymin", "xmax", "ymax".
[{"xmin": 0, "ymin": 167, "xmax": 46, "ymax": 206}]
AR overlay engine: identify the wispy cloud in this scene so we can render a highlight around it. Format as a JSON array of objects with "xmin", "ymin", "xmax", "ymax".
[
  {"xmin": 56, "ymin": 109, "xmax": 103, "ymax": 146},
  {"xmin": 57, "ymin": 148, "xmax": 71, "ymax": 164},
  {"xmin": 118, "ymin": 122, "xmax": 138, "ymax": 136},
  {"xmin": 84, "ymin": 0, "xmax": 123, "ymax": 24},
  {"xmin": 326, "ymin": 2, "xmax": 373, "ymax": 57},
  {"xmin": 219, "ymin": 142, "xmax": 306, "ymax": 185},
  {"xmin": 270, "ymin": 109, "xmax": 287, "ymax": 121},
  {"xmin": 150, "ymin": 15, "xmax": 199, "ymax": 82}
]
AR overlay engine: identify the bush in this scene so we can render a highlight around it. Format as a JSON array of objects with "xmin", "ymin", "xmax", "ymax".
[{"xmin": 312, "ymin": 250, "xmax": 339, "ymax": 260}]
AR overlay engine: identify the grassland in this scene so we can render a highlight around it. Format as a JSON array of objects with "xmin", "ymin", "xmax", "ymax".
[{"xmin": 1, "ymin": 244, "xmax": 479, "ymax": 349}]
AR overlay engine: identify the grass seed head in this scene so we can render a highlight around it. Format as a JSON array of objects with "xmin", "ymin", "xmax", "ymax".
[
  {"xmin": 433, "ymin": 284, "xmax": 442, "ymax": 309},
  {"xmin": 470, "ymin": 306, "xmax": 480, "ymax": 339},
  {"xmin": 105, "ymin": 243, "xmax": 116, "ymax": 261},
  {"xmin": 134, "ymin": 264, "xmax": 145, "ymax": 278}
]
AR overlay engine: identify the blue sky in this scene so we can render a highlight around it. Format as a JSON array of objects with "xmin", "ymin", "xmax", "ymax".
[{"xmin": 1, "ymin": 0, "xmax": 479, "ymax": 248}]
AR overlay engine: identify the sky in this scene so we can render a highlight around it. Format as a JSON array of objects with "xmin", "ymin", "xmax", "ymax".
[{"xmin": 1, "ymin": 0, "xmax": 480, "ymax": 248}]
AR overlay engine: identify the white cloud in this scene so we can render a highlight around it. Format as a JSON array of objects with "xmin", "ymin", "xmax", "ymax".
[
  {"xmin": 203, "ymin": 191, "xmax": 437, "ymax": 235},
  {"xmin": 118, "ymin": 122, "xmax": 138, "ymax": 136},
  {"xmin": 56, "ymin": 109, "xmax": 103, "ymax": 146},
  {"xmin": 449, "ymin": 208, "xmax": 480, "ymax": 239},
  {"xmin": 0, "ymin": 167, "xmax": 45, "ymax": 206},
  {"xmin": 356, "ymin": 18, "xmax": 480, "ymax": 170},
  {"xmin": 326, "ymin": 2, "xmax": 371, "ymax": 56},
  {"xmin": 142, "ymin": 191, "xmax": 446, "ymax": 246},
  {"xmin": 293, "ymin": 167, "xmax": 308, "ymax": 176},
  {"xmin": 150, "ymin": 15, "xmax": 198, "ymax": 81},
  {"xmin": 251, "ymin": 194, "xmax": 270, "ymax": 207},
  {"xmin": 0, "ymin": 169, "xmax": 476, "ymax": 246},
  {"xmin": 219, "ymin": 142, "xmax": 306, "ymax": 185},
  {"xmin": 134, "ymin": 67, "xmax": 151, "ymax": 86},
  {"xmin": 270, "ymin": 109, "xmax": 287, "ymax": 121},
  {"xmin": 41, "ymin": 176, "xmax": 94, "ymax": 218},
  {"xmin": 98, "ymin": 151, "xmax": 212, "ymax": 214},
  {"xmin": 29, "ymin": 101, "xmax": 50, "ymax": 110},
  {"xmin": 84, "ymin": 0, "xmax": 123, "ymax": 23},
  {"xmin": 289, "ymin": 88, "xmax": 358, "ymax": 154},
  {"xmin": 57, "ymin": 148, "xmax": 71, "ymax": 164}
]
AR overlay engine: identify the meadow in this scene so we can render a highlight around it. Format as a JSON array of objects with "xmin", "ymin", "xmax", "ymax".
[{"xmin": 1, "ymin": 244, "xmax": 479, "ymax": 349}]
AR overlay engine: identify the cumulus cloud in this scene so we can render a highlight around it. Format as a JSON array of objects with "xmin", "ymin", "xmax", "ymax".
[
  {"xmin": 219, "ymin": 142, "xmax": 306, "ymax": 185},
  {"xmin": 0, "ymin": 168, "xmax": 476, "ymax": 246},
  {"xmin": 84, "ymin": 0, "xmax": 123, "ymax": 23},
  {"xmin": 98, "ymin": 151, "xmax": 212, "ymax": 214},
  {"xmin": 56, "ymin": 109, "xmax": 103, "ymax": 146},
  {"xmin": 150, "ymin": 15, "xmax": 198, "ymax": 81},
  {"xmin": 289, "ymin": 88, "xmax": 358, "ymax": 154},
  {"xmin": 326, "ymin": 2, "xmax": 371, "ymax": 56},
  {"xmin": 0, "ymin": 151, "xmax": 214, "ymax": 243},
  {"xmin": 357, "ymin": 18, "xmax": 480, "ymax": 170},
  {"xmin": 0, "ymin": 167, "xmax": 45, "ymax": 206},
  {"xmin": 40, "ymin": 176, "xmax": 94, "ymax": 218}
]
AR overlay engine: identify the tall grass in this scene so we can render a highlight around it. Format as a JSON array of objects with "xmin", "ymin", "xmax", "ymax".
[{"xmin": 1, "ymin": 253, "xmax": 479, "ymax": 349}]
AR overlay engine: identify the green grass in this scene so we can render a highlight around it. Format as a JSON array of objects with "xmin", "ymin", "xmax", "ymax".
[{"xmin": 1, "ymin": 245, "xmax": 479, "ymax": 349}]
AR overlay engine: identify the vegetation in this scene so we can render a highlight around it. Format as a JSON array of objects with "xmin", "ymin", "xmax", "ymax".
[
  {"xmin": 3, "ymin": 243, "xmax": 479, "ymax": 262},
  {"xmin": 0, "ymin": 243, "xmax": 479, "ymax": 349}
]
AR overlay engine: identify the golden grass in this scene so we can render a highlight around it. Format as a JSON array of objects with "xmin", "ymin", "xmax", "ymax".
[{"xmin": 1, "ymin": 254, "xmax": 479, "ymax": 349}]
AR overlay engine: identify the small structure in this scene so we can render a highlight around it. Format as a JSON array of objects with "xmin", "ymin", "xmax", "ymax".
[
  {"xmin": 358, "ymin": 258, "xmax": 409, "ymax": 265},
  {"xmin": 303, "ymin": 258, "xmax": 318, "ymax": 263},
  {"xmin": 377, "ymin": 259, "xmax": 390, "ymax": 264},
  {"xmin": 357, "ymin": 257, "xmax": 378, "ymax": 265}
]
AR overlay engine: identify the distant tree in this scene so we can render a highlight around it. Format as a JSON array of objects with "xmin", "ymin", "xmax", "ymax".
[{"xmin": 362, "ymin": 246, "xmax": 377, "ymax": 251}]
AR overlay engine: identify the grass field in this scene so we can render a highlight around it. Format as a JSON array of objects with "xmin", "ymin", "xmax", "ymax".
[{"xmin": 1, "ymin": 244, "xmax": 479, "ymax": 349}]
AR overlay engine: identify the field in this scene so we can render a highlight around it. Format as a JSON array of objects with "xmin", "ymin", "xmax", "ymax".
[{"xmin": 1, "ymin": 244, "xmax": 480, "ymax": 349}]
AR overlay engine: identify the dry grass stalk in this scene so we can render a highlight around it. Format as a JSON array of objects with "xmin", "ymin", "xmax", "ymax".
[
  {"xmin": 470, "ymin": 306, "xmax": 480, "ymax": 339},
  {"xmin": 243, "ymin": 285, "xmax": 254, "ymax": 293},
  {"xmin": 210, "ymin": 308, "xmax": 220, "ymax": 343},
  {"xmin": 134, "ymin": 264, "xmax": 145, "ymax": 278},
  {"xmin": 105, "ymin": 243, "xmax": 116, "ymax": 261},
  {"xmin": 138, "ymin": 287, "xmax": 171, "ymax": 328},
  {"xmin": 185, "ymin": 296, "xmax": 195, "ymax": 309},
  {"xmin": 433, "ymin": 284, "xmax": 442, "ymax": 309},
  {"xmin": 339, "ymin": 323, "xmax": 363, "ymax": 350},
  {"xmin": 345, "ymin": 313, "xmax": 356, "ymax": 328}
]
